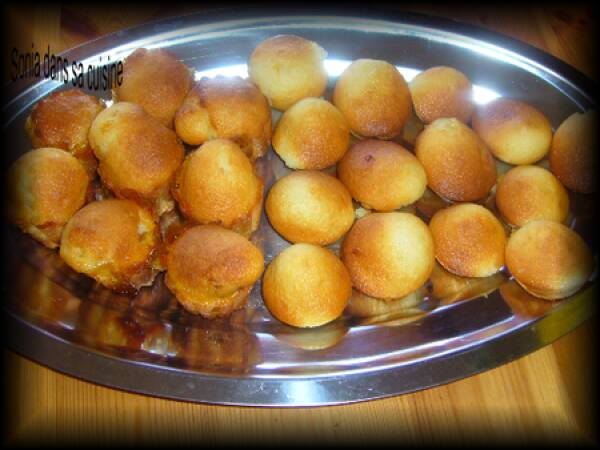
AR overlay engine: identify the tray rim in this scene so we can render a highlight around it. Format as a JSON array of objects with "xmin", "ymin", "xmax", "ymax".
[
  {"xmin": 3, "ymin": 6, "xmax": 597, "ymax": 407},
  {"xmin": 6, "ymin": 282, "xmax": 595, "ymax": 407},
  {"xmin": 3, "ymin": 6, "xmax": 596, "ymax": 113}
]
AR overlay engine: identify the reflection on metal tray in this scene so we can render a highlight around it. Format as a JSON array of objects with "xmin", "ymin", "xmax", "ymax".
[{"xmin": 3, "ymin": 9, "xmax": 597, "ymax": 406}]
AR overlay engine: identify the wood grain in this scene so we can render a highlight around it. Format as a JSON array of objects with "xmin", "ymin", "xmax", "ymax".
[{"xmin": 2, "ymin": 4, "xmax": 597, "ymax": 446}]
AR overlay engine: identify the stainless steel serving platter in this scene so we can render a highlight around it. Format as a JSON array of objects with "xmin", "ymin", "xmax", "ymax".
[{"xmin": 3, "ymin": 8, "xmax": 597, "ymax": 407}]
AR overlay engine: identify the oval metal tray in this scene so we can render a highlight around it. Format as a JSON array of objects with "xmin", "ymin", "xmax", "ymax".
[{"xmin": 3, "ymin": 8, "xmax": 597, "ymax": 407}]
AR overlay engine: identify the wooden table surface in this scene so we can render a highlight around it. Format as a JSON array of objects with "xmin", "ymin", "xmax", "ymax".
[{"xmin": 2, "ymin": 4, "xmax": 597, "ymax": 446}]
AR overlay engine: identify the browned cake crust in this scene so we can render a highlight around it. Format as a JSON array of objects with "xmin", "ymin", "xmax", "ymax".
[
  {"xmin": 409, "ymin": 66, "xmax": 474, "ymax": 124},
  {"xmin": 7, "ymin": 147, "xmax": 90, "ymax": 249},
  {"xmin": 429, "ymin": 203, "xmax": 507, "ymax": 278},
  {"xmin": 333, "ymin": 59, "xmax": 412, "ymax": 139},
  {"xmin": 272, "ymin": 97, "xmax": 350, "ymax": 169},
  {"xmin": 114, "ymin": 48, "xmax": 192, "ymax": 128},
  {"xmin": 165, "ymin": 225, "xmax": 264, "ymax": 318},
  {"xmin": 415, "ymin": 118, "xmax": 496, "ymax": 202},
  {"xmin": 174, "ymin": 76, "xmax": 272, "ymax": 160},
  {"xmin": 265, "ymin": 170, "xmax": 354, "ymax": 245},
  {"xmin": 341, "ymin": 212, "xmax": 435, "ymax": 299},
  {"xmin": 505, "ymin": 220, "xmax": 594, "ymax": 300},
  {"xmin": 60, "ymin": 199, "xmax": 159, "ymax": 291},
  {"xmin": 25, "ymin": 89, "xmax": 104, "ymax": 156},
  {"xmin": 496, "ymin": 165, "xmax": 569, "ymax": 227},
  {"xmin": 248, "ymin": 34, "xmax": 328, "ymax": 111},
  {"xmin": 549, "ymin": 110, "xmax": 598, "ymax": 193},
  {"xmin": 89, "ymin": 102, "xmax": 185, "ymax": 216},
  {"xmin": 337, "ymin": 139, "xmax": 427, "ymax": 211},
  {"xmin": 25, "ymin": 88, "xmax": 104, "ymax": 176},
  {"xmin": 472, "ymin": 98, "xmax": 553, "ymax": 165},
  {"xmin": 171, "ymin": 139, "xmax": 263, "ymax": 236},
  {"xmin": 262, "ymin": 243, "xmax": 352, "ymax": 328}
]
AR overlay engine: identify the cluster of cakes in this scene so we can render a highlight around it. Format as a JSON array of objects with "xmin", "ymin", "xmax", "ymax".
[
  {"xmin": 9, "ymin": 47, "xmax": 268, "ymax": 319},
  {"xmin": 6, "ymin": 34, "xmax": 597, "ymax": 329}
]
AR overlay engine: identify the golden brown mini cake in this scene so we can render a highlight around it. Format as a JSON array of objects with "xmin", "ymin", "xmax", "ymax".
[
  {"xmin": 114, "ymin": 48, "xmax": 192, "ymax": 127},
  {"xmin": 415, "ymin": 118, "xmax": 496, "ymax": 202},
  {"xmin": 472, "ymin": 98, "xmax": 553, "ymax": 165},
  {"xmin": 165, "ymin": 225, "xmax": 264, "ymax": 319},
  {"xmin": 505, "ymin": 220, "xmax": 594, "ymax": 300},
  {"xmin": 89, "ymin": 102, "xmax": 185, "ymax": 216},
  {"xmin": 496, "ymin": 165, "xmax": 569, "ymax": 227},
  {"xmin": 429, "ymin": 203, "xmax": 507, "ymax": 278},
  {"xmin": 172, "ymin": 139, "xmax": 263, "ymax": 236},
  {"xmin": 248, "ymin": 34, "xmax": 328, "ymax": 111},
  {"xmin": 409, "ymin": 66, "xmax": 474, "ymax": 124},
  {"xmin": 272, "ymin": 97, "xmax": 350, "ymax": 169},
  {"xmin": 25, "ymin": 89, "xmax": 104, "ymax": 174},
  {"xmin": 6, "ymin": 147, "xmax": 90, "ymax": 249},
  {"xmin": 341, "ymin": 212, "xmax": 435, "ymax": 299},
  {"xmin": 265, "ymin": 170, "xmax": 354, "ymax": 245},
  {"xmin": 333, "ymin": 59, "xmax": 411, "ymax": 139},
  {"xmin": 262, "ymin": 243, "xmax": 352, "ymax": 328},
  {"xmin": 174, "ymin": 76, "xmax": 272, "ymax": 160},
  {"xmin": 60, "ymin": 199, "xmax": 159, "ymax": 291},
  {"xmin": 549, "ymin": 109, "xmax": 598, "ymax": 193},
  {"xmin": 337, "ymin": 139, "xmax": 427, "ymax": 211}
]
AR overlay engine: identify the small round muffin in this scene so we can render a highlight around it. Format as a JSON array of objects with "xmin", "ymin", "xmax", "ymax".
[
  {"xmin": 337, "ymin": 139, "xmax": 427, "ymax": 211},
  {"xmin": 429, "ymin": 203, "xmax": 507, "ymax": 278},
  {"xmin": 174, "ymin": 76, "xmax": 272, "ymax": 160},
  {"xmin": 265, "ymin": 170, "xmax": 354, "ymax": 245},
  {"xmin": 6, "ymin": 148, "xmax": 90, "ymax": 249},
  {"xmin": 341, "ymin": 212, "xmax": 435, "ymax": 299},
  {"xmin": 415, "ymin": 118, "xmax": 496, "ymax": 202},
  {"xmin": 272, "ymin": 97, "xmax": 350, "ymax": 169},
  {"xmin": 89, "ymin": 102, "xmax": 185, "ymax": 216},
  {"xmin": 409, "ymin": 66, "xmax": 474, "ymax": 124},
  {"xmin": 114, "ymin": 48, "xmax": 192, "ymax": 127},
  {"xmin": 172, "ymin": 139, "xmax": 263, "ymax": 236},
  {"xmin": 262, "ymin": 243, "xmax": 352, "ymax": 328},
  {"xmin": 333, "ymin": 59, "xmax": 412, "ymax": 139},
  {"xmin": 165, "ymin": 225, "xmax": 264, "ymax": 319},
  {"xmin": 60, "ymin": 199, "xmax": 159, "ymax": 291},
  {"xmin": 472, "ymin": 98, "xmax": 553, "ymax": 165},
  {"xmin": 549, "ymin": 109, "xmax": 598, "ymax": 193},
  {"xmin": 248, "ymin": 34, "xmax": 328, "ymax": 111},
  {"xmin": 496, "ymin": 165, "xmax": 569, "ymax": 227},
  {"xmin": 505, "ymin": 220, "xmax": 594, "ymax": 300},
  {"xmin": 25, "ymin": 89, "xmax": 104, "ymax": 175}
]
